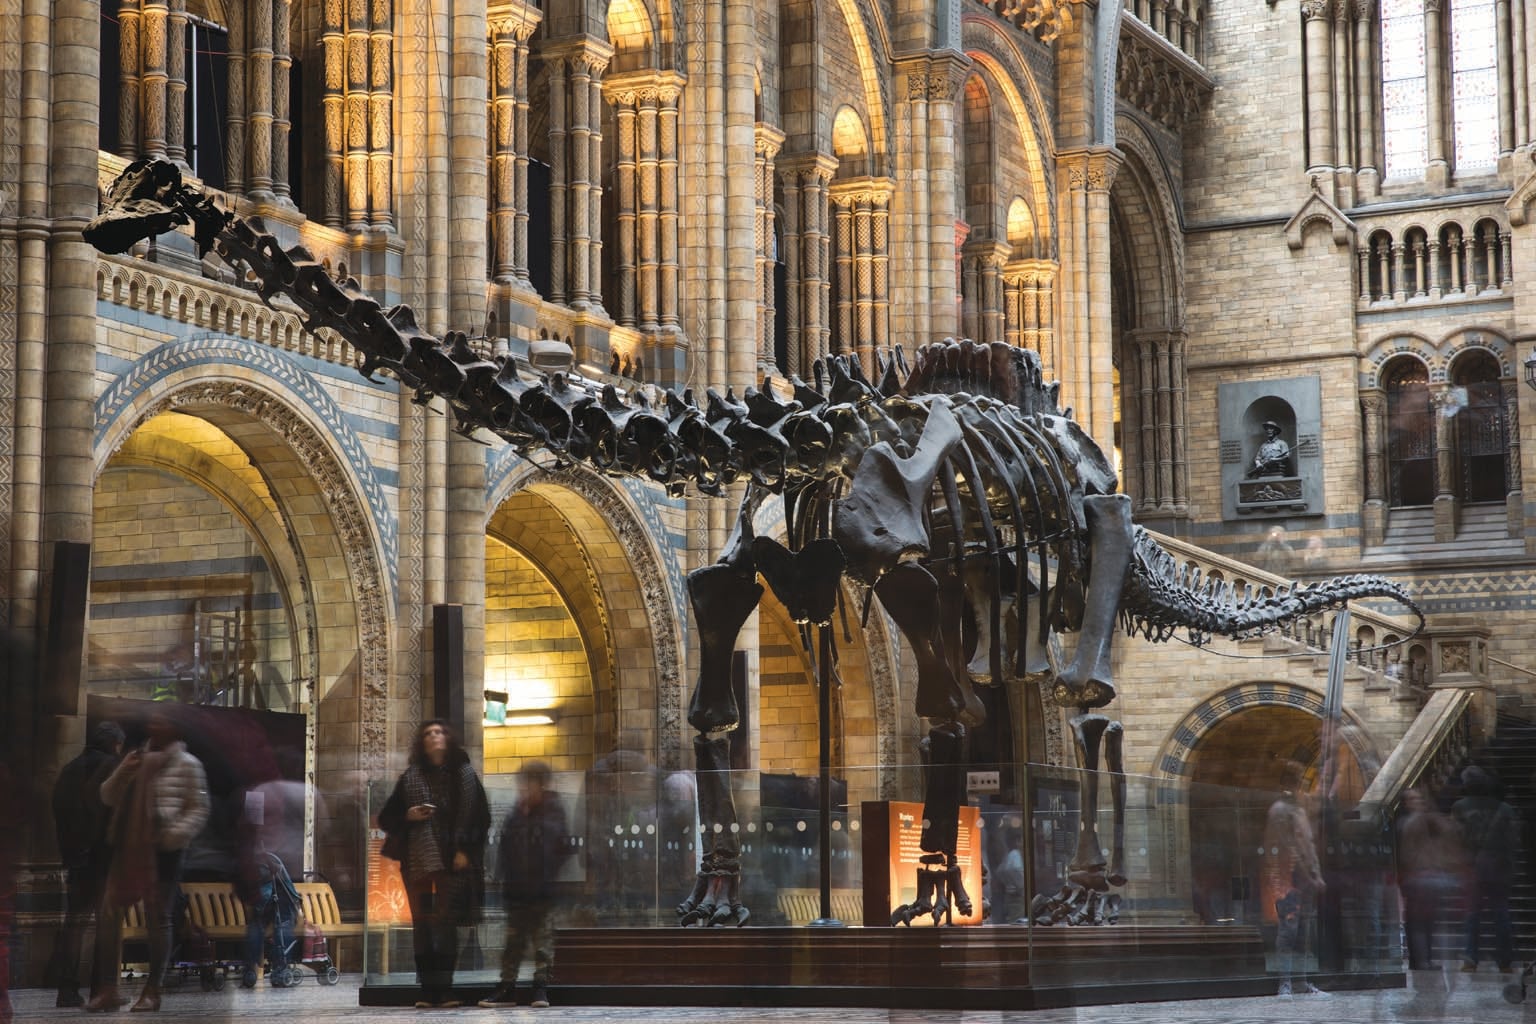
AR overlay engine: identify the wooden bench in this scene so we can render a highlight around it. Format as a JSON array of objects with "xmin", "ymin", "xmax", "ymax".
[
  {"xmin": 294, "ymin": 881, "xmax": 379, "ymax": 973},
  {"xmin": 117, "ymin": 880, "xmax": 376, "ymax": 974},
  {"xmin": 776, "ymin": 887, "xmax": 863, "ymax": 926}
]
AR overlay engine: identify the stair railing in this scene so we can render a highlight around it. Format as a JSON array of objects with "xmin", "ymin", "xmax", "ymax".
[
  {"xmin": 1354, "ymin": 686, "xmax": 1476, "ymax": 821},
  {"xmin": 1146, "ymin": 530, "xmax": 1426, "ymax": 689}
]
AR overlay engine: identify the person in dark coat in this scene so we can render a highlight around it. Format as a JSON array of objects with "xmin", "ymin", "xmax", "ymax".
[
  {"xmin": 478, "ymin": 761, "xmax": 571, "ymax": 1010},
  {"xmin": 378, "ymin": 720, "xmax": 489, "ymax": 1009},
  {"xmin": 1452, "ymin": 765, "xmax": 1519, "ymax": 973},
  {"xmin": 47, "ymin": 721, "xmax": 125, "ymax": 1008}
]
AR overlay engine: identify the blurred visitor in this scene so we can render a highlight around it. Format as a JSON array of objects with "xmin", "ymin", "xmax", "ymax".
[
  {"xmin": 1254, "ymin": 525, "xmax": 1295, "ymax": 579},
  {"xmin": 235, "ymin": 787, "xmax": 303, "ymax": 989},
  {"xmin": 1396, "ymin": 785, "xmax": 1466, "ymax": 1017},
  {"xmin": 378, "ymin": 720, "xmax": 489, "ymax": 1009},
  {"xmin": 1263, "ymin": 760, "xmax": 1327, "ymax": 998},
  {"xmin": 478, "ymin": 760, "xmax": 572, "ymax": 1010},
  {"xmin": 93, "ymin": 709, "xmax": 210, "ymax": 1013},
  {"xmin": 1451, "ymin": 765, "xmax": 1519, "ymax": 974},
  {"xmin": 47, "ymin": 721, "xmax": 124, "ymax": 1008}
]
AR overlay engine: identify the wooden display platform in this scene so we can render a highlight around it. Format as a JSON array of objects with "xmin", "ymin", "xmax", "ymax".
[{"xmin": 358, "ymin": 925, "xmax": 1403, "ymax": 1009}]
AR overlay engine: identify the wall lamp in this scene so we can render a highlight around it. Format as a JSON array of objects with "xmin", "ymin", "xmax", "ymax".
[
  {"xmin": 1525, "ymin": 348, "xmax": 1536, "ymax": 391},
  {"xmin": 484, "ymin": 689, "xmax": 558, "ymax": 728}
]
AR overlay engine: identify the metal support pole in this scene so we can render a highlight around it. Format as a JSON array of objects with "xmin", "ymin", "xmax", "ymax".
[{"xmin": 809, "ymin": 622, "xmax": 844, "ymax": 927}]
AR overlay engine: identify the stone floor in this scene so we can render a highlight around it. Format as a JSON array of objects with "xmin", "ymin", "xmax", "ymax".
[{"xmin": 6, "ymin": 969, "xmax": 1535, "ymax": 1023}]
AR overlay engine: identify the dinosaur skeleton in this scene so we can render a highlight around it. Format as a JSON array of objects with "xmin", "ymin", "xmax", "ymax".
[{"xmin": 86, "ymin": 158, "xmax": 1424, "ymax": 928}]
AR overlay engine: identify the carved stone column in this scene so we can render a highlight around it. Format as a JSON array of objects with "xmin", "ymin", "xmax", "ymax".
[
  {"xmin": 1125, "ymin": 327, "xmax": 1189, "ymax": 516},
  {"xmin": 1003, "ymin": 259, "xmax": 1058, "ymax": 372},
  {"xmin": 1432, "ymin": 386, "xmax": 1457, "ymax": 543},
  {"xmin": 166, "ymin": 0, "xmax": 188, "ymax": 165},
  {"xmin": 778, "ymin": 155, "xmax": 837, "ymax": 373},
  {"xmin": 249, "ymin": 0, "xmax": 276, "ymax": 197},
  {"xmin": 755, "ymin": 124, "xmax": 785, "ymax": 375},
  {"xmin": 1357, "ymin": 247, "xmax": 1371, "ymax": 301},
  {"xmin": 320, "ymin": 0, "xmax": 344, "ymax": 223},
  {"xmin": 1353, "ymin": 0, "xmax": 1378, "ymax": 195},
  {"xmin": 366, "ymin": 0, "xmax": 389, "ymax": 223},
  {"xmin": 541, "ymin": 37, "xmax": 614, "ymax": 312},
  {"xmin": 1503, "ymin": 378, "xmax": 1523, "ymax": 537},
  {"xmin": 119, "ymin": 0, "xmax": 142, "ymax": 160},
  {"xmin": 1499, "ymin": 230, "xmax": 1513, "ymax": 288},
  {"xmin": 488, "ymin": 5, "xmax": 541, "ymax": 286},
  {"xmin": 1056, "ymin": 148, "xmax": 1121, "ymax": 448},
  {"xmin": 1391, "ymin": 241, "xmax": 1407, "ymax": 301},
  {"xmin": 829, "ymin": 177, "xmax": 894, "ymax": 371},
  {"xmin": 1424, "ymin": 0, "xmax": 1449, "ymax": 186},
  {"xmin": 142, "ymin": 0, "xmax": 171, "ymax": 160},
  {"xmin": 961, "ymin": 240, "xmax": 1009, "ymax": 345},
  {"xmin": 1302, "ymin": 0, "xmax": 1335, "ymax": 172},
  {"xmin": 1361, "ymin": 389, "xmax": 1387, "ymax": 544},
  {"xmin": 603, "ymin": 70, "xmax": 684, "ymax": 333},
  {"xmin": 658, "ymin": 83, "xmax": 681, "ymax": 331},
  {"xmin": 1427, "ymin": 239, "xmax": 1442, "ymax": 297}
]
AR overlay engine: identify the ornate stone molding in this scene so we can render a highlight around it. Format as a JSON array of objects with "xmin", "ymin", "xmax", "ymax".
[
  {"xmin": 1116, "ymin": 15, "xmax": 1214, "ymax": 131},
  {"xmin": 1059, "ymin": 147, "xmax": 1122, "ymax": 192},
  {"xmin": 969, "ymin": 0, "xmax": 1074, "ymax": 45},
  {"xmin": 602, "ymin": 68, "xmax": 687, "ymax": 107},
  {"xmin": 827, "ymin": 176, "xmax": 896, "ymax": 208},
  {"xmin": 126, "ymin": 378, "xmax": 393, "ymax": 775},
  {"xmin": 1283, "ymin": 182, "xmax": 1358, "ymax": 250},
  {"xmin": 1301, "ymin": 0, "xmax": 1333, "ymax": 20}
]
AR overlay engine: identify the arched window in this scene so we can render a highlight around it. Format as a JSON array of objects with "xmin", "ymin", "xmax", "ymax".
[
  {"xmin": 1449, "ymin": 0, "xmax": 1499, "ymax": 171},
  {"xmin": 1381, "ymin": 0, "xmax": 1428, "ymax": 179},
  {"xmin": 1385, "ymin": 357, "xmax": 1434, "ymax": 507},
  {"xmin": 1450, "ymin": 350, "xmax": 1507, "ymax": 503}
]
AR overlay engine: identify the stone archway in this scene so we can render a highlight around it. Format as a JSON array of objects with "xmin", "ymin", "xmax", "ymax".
[
  {"xmin": 487, "ymin": 460, "xmax": 684, "ymax": 767},
  {"xmin": 95, "ymin": 357, "xmax": 395, "ymax": 888}
]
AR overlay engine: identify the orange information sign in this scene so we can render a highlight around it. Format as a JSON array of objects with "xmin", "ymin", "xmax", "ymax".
[
  {"xmin": 860, "ymin": 800, "xmax": 983, "ymax": 926},
  {"xmin": 365, "ymin": 829, "xmax": 411, "ymax": 926}
]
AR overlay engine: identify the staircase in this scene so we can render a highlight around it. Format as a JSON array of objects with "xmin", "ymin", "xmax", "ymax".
[
  {"xmin": 1362, "ymin": 505, "xmax": 1522, "ymax": 566},
  {"xmin": 1435, "ymin": 712, "xmax": 1536, "ymax": 966}
]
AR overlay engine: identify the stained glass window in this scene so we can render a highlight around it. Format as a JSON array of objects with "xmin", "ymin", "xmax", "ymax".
[
  {"xmin": 1381, "ymin": 0, "xmax": 1427, "ymax": 178},
  {"xmin": 1451, "ymin": 0, "xmax": 1499, "ymax": 171}
]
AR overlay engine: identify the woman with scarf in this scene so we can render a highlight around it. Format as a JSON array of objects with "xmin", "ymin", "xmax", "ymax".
[
  {"xmin": 379, "ymin": 720, "xmax": 489, "ymax": 1009},
  {"xmin": 89, "ymin": 710, "xmax": 209, "ymax": 1013}
]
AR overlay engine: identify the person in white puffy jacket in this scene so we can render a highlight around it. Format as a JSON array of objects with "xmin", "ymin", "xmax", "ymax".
[{"xmin": 88, "ymin": 709, "xmax": 210, "ymax": 1013}]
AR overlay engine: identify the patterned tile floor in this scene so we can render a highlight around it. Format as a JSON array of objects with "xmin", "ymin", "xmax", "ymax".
[{"xmin": 6, "ymin": 969, "xmax": 1535, "ymax": 1024}]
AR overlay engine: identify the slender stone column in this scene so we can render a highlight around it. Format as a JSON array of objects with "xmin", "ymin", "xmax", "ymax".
[
  {"xmin": 273, "ymin": 0, "xmax": 293, "ymax": 200},
  {"xmin": 1332, "ymin": 3, "xmax": 1351, "ymax": 197},
  {"xmin": 1376, "ymin": 236, "xmax": 1391, "ymax": 299},
  {"xmin": 1412, "ymin": 240, "xmax": 1426, "ymax": 296},
  {"xmin": 640, "ymin": 87, "xmax": 662, "ymax": 328},
  {"xmin": 1169, "ymin": 330, "xmax": 1189, "ymax": 514},
  {"xmin": 1500, "ymin": 231, "xmax": 1514, "ymax": 288},
  {"xmin": 1003, "ymin": 275, "xmax": 1023, "ymax": 348},
  {"xmin": 658, "ymin": 82, "xmax": 682, "ymax": 330},
  {"xmin": 166, "ymin": 0, "xmax": 188, "ymax": 164},
  {"xmin": 927, "ymin": 60, "xmax": 967, "ymax": 338},
  {"xmin": 119, "ymin": 0, "xmax": 142, "ymax": 158},
  {"xmin": 1504, "ymin": 379, "xmax": 1523, "ymax": 536},
  {"xmin": 1302, "ymin": 0, "xmax": 1334, "ymax": 172},
  {"xmin": 342, "ymin": 0, "xmax": 369, "ymax": 224},
  {"xmin": 249, "ymin": 0, "xmax": 275, "ymax": 197},
  {"xmin": 320, "ymin": 0, "xmax": 344, "ymax": 223},
  {"xmin": 1357, "ymin": 247, "xmax": 1371, "ymax": 301},
  {"xmin": 1497, "ymin": 0, "xmax": 1514, "ymax": 154},
  {"xmin": 1361, "ymin": 391, "xmax": 1387, "ymax": 544},
  {"xmin": 488, "ymin": 8, "xmax": 542, "ymax": 283},
  {"xmin": 829, "ymin": 177, "xmax": 895, "ymax": 369},
  {"xmin": 1391, "ymin": 241, "xmax": 1407, "ymax": 301},
  {"xmin": 1428, "ymin": 240, "xmax": 1442, "ymax": 297},
  {"xmin": 1055, "ymin": 148, "xmax": 1121, "ymax": 447},
  {"xmin": 1135, "ymin": 333, "xmax": 1157, "ymax": 514},
  {"xmin": 613, "ymin": 97, "xmax": 639, "ymax": 323},
  {"xmin": 142, "ymin": 0, "xmax": 170, "ymax": 159},
  {"xmin": 1482, "ymin": 226, "xmax": 1497, "ymax": 291},
  {"xmin": 541, "ymin": 38, "xmax": 614, "ymax": 311},
  {"xmin": 780, "ymin": 156, "xmax": 837, "ymax": 368},
  {"xmin": 1449, "ymin": 229, "xmax": 1464, "ymax": 292},
  {"xmin": 1432, "ymin": 387, "xmax": 1457, "ymax": 542},
  {"xmin": 755, "ymin": 124, "xmax": 785, "ymax": 375},
  {"xmin": 367, "ymin": 0, "xmax": 391, "ymax": 224},
  {"xmin": 1515, "ymin": 0, "xmax": 1529, "ymax": 146},
  {"xmin": 546, "ymin": 56, "xmax": 567, "ymax": 303},
  {"xmin": 780, "ymin": 172, "xmax": 802, "ymax": 376},
  {"xmin": 1424, "ymin": 0, "xmax": 1449, "ymax": 186},
  {"xmin": 1353, "ymin": 0, "xmax": 1378, "ymax": 194}
]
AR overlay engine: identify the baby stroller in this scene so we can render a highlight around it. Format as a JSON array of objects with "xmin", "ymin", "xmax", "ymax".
[
  {"xmin": 273, "ymin": 919, "xmax": 340, "ymax": 986},
  {"xmin": 238, "ymin": 851, "xmax": 303, "ymax": 989}
]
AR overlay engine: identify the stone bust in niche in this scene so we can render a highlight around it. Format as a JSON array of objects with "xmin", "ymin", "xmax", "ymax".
[{"xmin": 1246, "ymin": 420, "xmax": 1293, "ymax": 479}]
